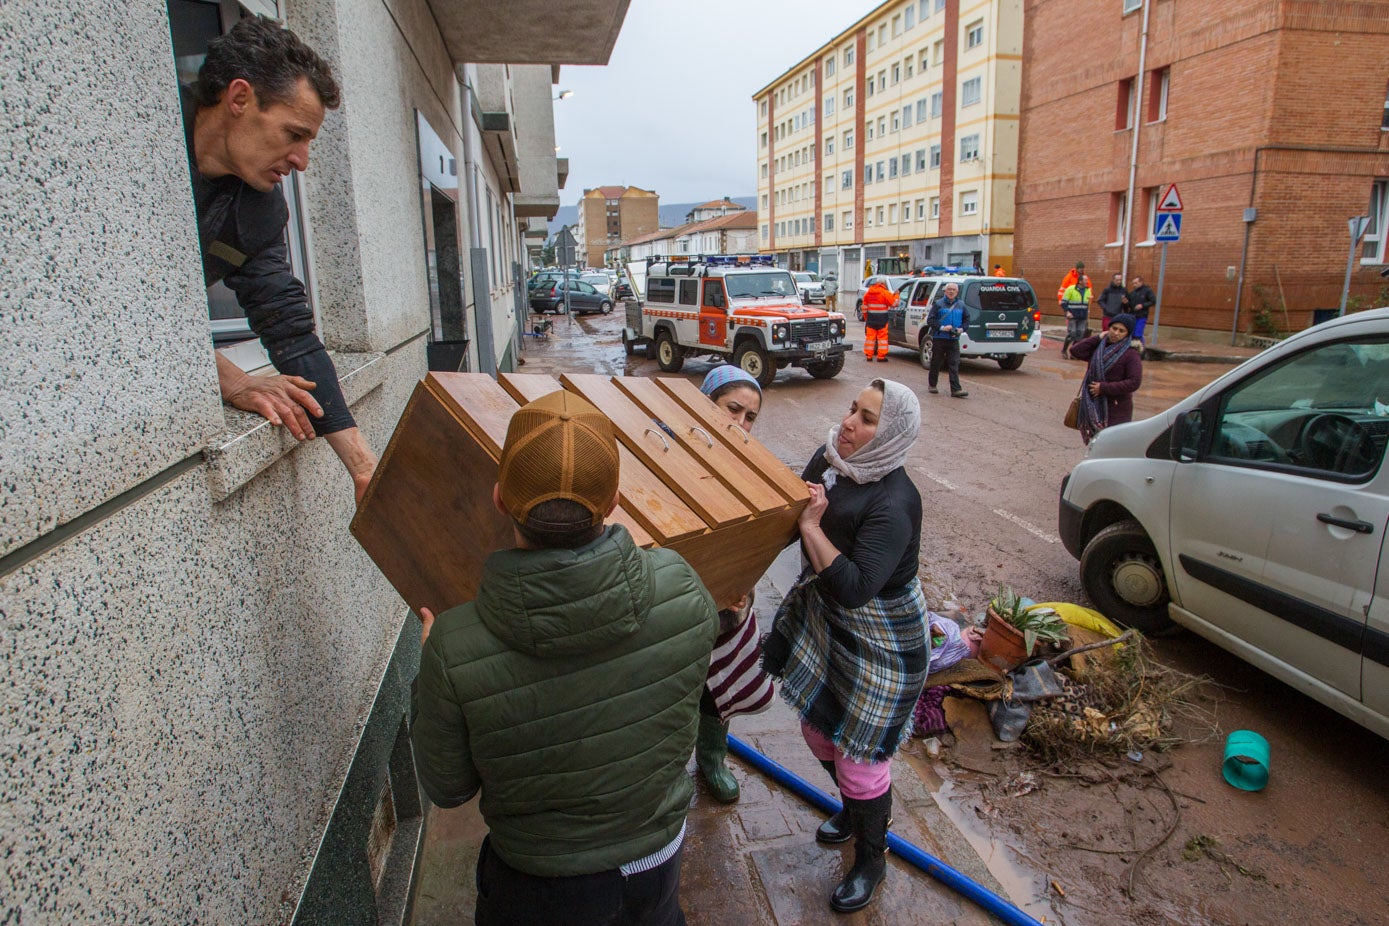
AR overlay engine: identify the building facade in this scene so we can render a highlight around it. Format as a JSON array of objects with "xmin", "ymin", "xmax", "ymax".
[
  {"xmin": 1016, "ymin": 0, "xmax": 1389, "ymax": 337},
  {"xmin": 575, "ymin": 185, "xmax": 660, "ymax": 267},
  {"xmin": 1, "ymin": 0, "xmax": 621, "ymax": 923},
  {"xmin": 755, "ymin": 0, "xmax": 1022, "ymax": 289},
  {"xmin": 606, "ymin": 210, "xmax": 759, "ymax": 265}
]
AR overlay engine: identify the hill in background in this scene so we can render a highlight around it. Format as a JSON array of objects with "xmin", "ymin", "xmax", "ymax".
[{"xmin": 546, "ymin": 196, "xmax": 756, "ymax": 239}]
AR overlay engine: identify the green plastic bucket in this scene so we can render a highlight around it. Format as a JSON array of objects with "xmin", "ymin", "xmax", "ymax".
[{"xmin": 1222, "ymin": 730, "xmax": 1270, "ymax": 791}]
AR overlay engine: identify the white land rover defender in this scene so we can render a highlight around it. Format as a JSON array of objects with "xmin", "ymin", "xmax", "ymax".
[{"xmin": 621, "ymin": 255, "xmax": 850, "ymax": 387}]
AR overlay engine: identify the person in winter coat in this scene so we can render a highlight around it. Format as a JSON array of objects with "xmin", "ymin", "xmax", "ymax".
[
  {"xmin": 861, "ymin": 280, "xmax": 898, "ymax": 362},
  {"xmin": 1068, "ymin": 313, "xmax": 1143, "ymax": 445},
  {"xmin": 1060, "ymin": 276, "xmax": 1094, "ymax": 358},
  {"xmin": 692, "ymin": 367, "xmax": 776, "ymax": 804},
  {"xmin": 1126, "ymin": 275, "xmax": 1156, "ymax": 343},
  {"xmin": 925, "ymin": 282, "xmax": 969, "ymax": 397},
  {"xmin": 411, "ymin": 390, "xmax": 718, "ymax": 926},
  {"xmin": 1097, "ymin": 273, "xmax": 1129, "ymax": 330},
  {"xmin": 764, "ymin": 380, "xmax": 928, "ymax": 914},
  {"xmin": 1056, "ymin": 261, "xmax": 1091, "ymax": 308}
]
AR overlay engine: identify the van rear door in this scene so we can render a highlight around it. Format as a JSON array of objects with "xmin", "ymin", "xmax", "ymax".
[{"xmin": 967, "ymin": 279, "xmax": 1036, "ymax": 344}]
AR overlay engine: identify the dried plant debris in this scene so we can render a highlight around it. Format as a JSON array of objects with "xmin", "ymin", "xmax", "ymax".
[
  {"xmin": 1020, "ymin": 633, "xmax": 1218, "ymax": 762},
  {"xmin": 1182, "ymin": 834, "xmax": 1266, "ymax": 882}
]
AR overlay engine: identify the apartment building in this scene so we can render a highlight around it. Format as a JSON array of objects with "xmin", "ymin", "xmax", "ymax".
[
  {"xmin": 1016, "ymin": 0, "xmax": 1389, "ymax": 336},
  {"xmin": 576, "ymin": 185, "xmax": 660, "ymax": 267},
  {"xmin": 754, "ymin": 0, "xmax": 1022, "ymax": 290}
]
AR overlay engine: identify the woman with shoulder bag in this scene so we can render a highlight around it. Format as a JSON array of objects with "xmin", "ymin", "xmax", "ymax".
[{"xmin": 1067, "ymin": 313, "xmax": 1143, "ymax": 444}]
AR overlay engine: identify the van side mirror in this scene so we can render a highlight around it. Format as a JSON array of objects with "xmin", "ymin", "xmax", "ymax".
[{"xmin": 1170, "ymin": 410, "xmax": 1203, "ymax": 462}]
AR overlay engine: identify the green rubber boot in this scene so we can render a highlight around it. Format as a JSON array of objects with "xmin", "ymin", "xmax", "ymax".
[{"xmin": 695, "ymin": 714, "xmax": 740, "ymax": 803}]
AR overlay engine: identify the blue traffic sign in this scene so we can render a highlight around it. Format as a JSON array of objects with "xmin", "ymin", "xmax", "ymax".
[{"xmin": 1154, "ymin": 212, "xmax": 1182, "ymax": 242}]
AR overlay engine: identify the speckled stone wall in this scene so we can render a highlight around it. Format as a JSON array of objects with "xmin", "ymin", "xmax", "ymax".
[
  {"xmin": 0, "ymin": 2, "xmax": 223, "ymax": 558},
  {"xmin": 1, "ymin": 0, "xmax": 451, "ymax": 921}
]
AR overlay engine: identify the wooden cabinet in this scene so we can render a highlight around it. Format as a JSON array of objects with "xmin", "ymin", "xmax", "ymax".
[{"xmin": 351, "ymin": 372, "xmax": 808, "ymax": 614}]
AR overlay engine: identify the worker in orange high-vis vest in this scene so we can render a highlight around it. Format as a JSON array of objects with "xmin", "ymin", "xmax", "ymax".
[{"xmin": 861, "ymin": 280, "xmax": 897, "ymax": 362}]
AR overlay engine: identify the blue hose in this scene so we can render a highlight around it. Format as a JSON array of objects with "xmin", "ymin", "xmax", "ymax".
[{"xmin": 726, "ymin": 735, "xmax": 1044, "ymax": 926}]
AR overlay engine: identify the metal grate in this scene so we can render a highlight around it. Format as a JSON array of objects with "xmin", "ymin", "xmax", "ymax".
[{"xmin": 794, "ymin": 320, "xmax": 831, "ymax": 341}]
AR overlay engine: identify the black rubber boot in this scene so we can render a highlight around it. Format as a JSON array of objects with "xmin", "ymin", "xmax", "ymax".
[
  {"xmin": 816, "ymin": 760, "xmax": 851, "ymax": 845},
  {"xmin": 829, "ymin": 791, "xmax": 892, "ymax": 913}
]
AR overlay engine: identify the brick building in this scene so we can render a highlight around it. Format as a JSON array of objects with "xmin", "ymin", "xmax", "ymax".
[
  {"xmin": 1016, "ymin": 0, "xmax": 1389, "ymax": 339},
  {"xmin": 754, "ymin": 0, "xmax": 1023, "ymax": 291},
  {"xmin": 575, "ymin": 184, "xmax": 659, "ymax": 267}
]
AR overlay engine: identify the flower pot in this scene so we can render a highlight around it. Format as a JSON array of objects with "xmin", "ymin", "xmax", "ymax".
[{"xmin": 979, "ymin": 606, "xmax": 1029, "ymax": 675}]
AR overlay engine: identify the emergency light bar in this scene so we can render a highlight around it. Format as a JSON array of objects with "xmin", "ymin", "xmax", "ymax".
[{"xmin": 705, "ymin": 254, "xmax": 775, "ymax": 267}]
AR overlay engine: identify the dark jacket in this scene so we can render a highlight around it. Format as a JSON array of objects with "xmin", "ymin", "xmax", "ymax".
[
  {"xmin": 802, "ymin": 449, "xmax": 922, "ymax": 609},
  {"xmin": 410, "ymin": 525, "xmax": 718, "ymax": 877},
  {"xmin": 1068, "ymin": 336, "xmax": 1143, "ymax": 425},
  {"xmin": 926, "ymin": 296, "xmax": 967, "ymax": 341},
  {"xmin": 1097, "ymin": 284, "xmax": 1129, "ymax": 317},
  {"xmin": 1126, "ymin": 285, "xmax": 1156, "ymax": 319},
  {"xmin": 181, "ymin": 87, "xmax": 355, "ymax": 434}
]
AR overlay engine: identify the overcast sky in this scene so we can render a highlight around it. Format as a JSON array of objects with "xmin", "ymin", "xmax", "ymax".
[{"xmin": 553, "ymin": 0, "xmax": 879, "ymax": 207}]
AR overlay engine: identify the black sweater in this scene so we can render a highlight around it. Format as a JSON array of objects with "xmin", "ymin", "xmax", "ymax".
[{"xmin": 802, "ymin": 447, "xmax": 922, "ymax": 609}]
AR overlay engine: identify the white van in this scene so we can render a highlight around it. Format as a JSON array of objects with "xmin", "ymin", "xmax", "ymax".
[{"xmin": 1058, "ymin": 308, "xmax": 1389, "ymax": 739}]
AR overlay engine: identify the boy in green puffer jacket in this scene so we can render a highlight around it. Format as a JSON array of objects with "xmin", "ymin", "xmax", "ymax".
[{"xmin": 411, "ymin": 390, "xmax": 718, "ymax": 926}]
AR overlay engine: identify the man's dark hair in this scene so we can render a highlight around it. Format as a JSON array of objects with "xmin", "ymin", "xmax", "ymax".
[
  {"xmin": 196, "ymin": 16, "xmax": 341, "ymax": 110},
  {"xmin": 515, "ymin": 499, "xmax": 604, "ymax": 550}
]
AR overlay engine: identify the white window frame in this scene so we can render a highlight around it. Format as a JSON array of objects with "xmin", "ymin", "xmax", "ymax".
[
  {"xmin": 960, "ymin": 133, "xmax": 980, "ymax": 161},
  {"xmin": 930, "ymin": 144, "xmax": 941, "ymax": 169},
  {"xmin": 1123, "ymin": 0, "xmax": 1143, "ymax": 13},
  {"xmin": 843, "ymin": 210, "xmax": 853, "ymax": 230},
  {"xmin": 929, "ymin": 196, "xmax": 940, "ymax": 219},
  {"xmin": 825, "ymin": 213, "xmax": 834, "ymax": 231},
  {"xmin": 966, "ymin": 20, "xmax": 984, "ymax": 49},
  {"xmin": 961, "ymin": 76, "xmax": 982, "ymax": 107},
  {"xmin": 1109, "ymin": 190, "xmax": 1129, "ymax": 246},
  {"xmin": 842, "ymin": 170, "xmax": 852, "ymax": 190},
  {"xmin": 825, "ymin": 55, "xmax": 836, "ymax": 77},
  {"xmin": 1152, "ymin": 68, "xmax": 1170, "ymax": 122},
  {"xmin": 1362, "ymin": 179, "xmax": 1388, "ymax": 264},
  {"xmin": 960, "ymin": 190, "xmax": 979, "ymax": 216}
]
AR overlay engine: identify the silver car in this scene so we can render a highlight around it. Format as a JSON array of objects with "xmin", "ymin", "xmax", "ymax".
[{"xmin": 792, "ymin": 272, "xmax": 825, "ymax": 304}]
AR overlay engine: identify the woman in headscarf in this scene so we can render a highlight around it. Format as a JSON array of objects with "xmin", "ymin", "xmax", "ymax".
[
  {"xmin": 1069, "ymin": 313, "xmax": 1143, "ymax": 445},
  {"xmin": 692, "ymin": 366, "xmax": 776, "ymax": 804},
  {"xmin": 763, "ymin": 378, "xmax": 927, "ymax": 914}
]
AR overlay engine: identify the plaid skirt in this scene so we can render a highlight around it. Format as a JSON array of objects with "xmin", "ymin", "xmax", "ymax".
[{"xmin": 763, "ymin": 571, "xmax": 929, "ymax": 762}]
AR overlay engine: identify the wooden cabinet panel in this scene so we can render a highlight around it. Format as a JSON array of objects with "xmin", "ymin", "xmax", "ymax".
[
  {"xmin": 655, "ymin": 376, "xmax": 810, "ymax": 503},
  {"xmin": 560, "ymin": 374, "xmax": 751, "ymax": 530}
]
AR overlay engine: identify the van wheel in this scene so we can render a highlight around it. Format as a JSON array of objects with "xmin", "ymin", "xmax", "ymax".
[
  {"xmin": 734, "ymin": 342, "xmax": 777, "ymax": 388},
  {"xmin": 655, "ymin": 331, "xmax": 684, "ymax": 373},
  {"xmin": 997, "ymin": 354, "xmax": 1025, "ymax": 371},
  {"xmin": 806, "ymin": 352, "xmax": 845, "ymax": 379},
  {"xmin": 918, "ymin": 335, "xmax": 933, "ymax": 369},
  {"xmin": 1079, "ymin": 520, "xmax": 1174, "ymax": 634}
]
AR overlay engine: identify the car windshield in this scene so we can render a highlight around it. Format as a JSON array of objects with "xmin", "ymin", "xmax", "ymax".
[
  {"xmin": 580, "ymin": 274, "xmax": 607, "ymax": 285},
  {"xmin": 793, "ymin": 273, "xmax": 813, "ymax": 283},
  {"xmin": 724, "ymin": 271, "xmax": 799, "ymax": 298}
]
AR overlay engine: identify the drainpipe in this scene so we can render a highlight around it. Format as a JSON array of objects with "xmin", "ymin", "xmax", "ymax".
[{"xmin": 1120, "ymin": 0, "xmax": 1152, "ymax": 282}]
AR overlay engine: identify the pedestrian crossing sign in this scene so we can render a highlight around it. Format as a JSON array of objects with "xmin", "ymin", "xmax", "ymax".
[{"xmin": 1154, "ymin": 212, "xmax": 1182, "ymax": 242}]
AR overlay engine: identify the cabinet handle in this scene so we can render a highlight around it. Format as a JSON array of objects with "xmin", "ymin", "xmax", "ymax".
[
  {"xmin": 643, "ymin": 427, "xmax": 670, "ymax": 452},
  {"xmin": 689, "ymin": 426, "xmax": 713, "ymax": 448},
  {"xmin": 726, "ymin": 422, "xmax": 749, "ymax": 444},
  {"xmin": 1317, "ymin": 513, "xmax": 1374, "ymax": 534}
]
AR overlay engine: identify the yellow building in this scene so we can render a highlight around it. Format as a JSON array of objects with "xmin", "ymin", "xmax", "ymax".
[{"xmin": 753, "ymin": 0, "xmax": 1020, "ymax": 290}]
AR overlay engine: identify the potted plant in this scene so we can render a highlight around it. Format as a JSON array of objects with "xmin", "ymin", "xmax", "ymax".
[{"xmin": 978, "ymin": 586, "xmax": 1070, "ymax": 674}]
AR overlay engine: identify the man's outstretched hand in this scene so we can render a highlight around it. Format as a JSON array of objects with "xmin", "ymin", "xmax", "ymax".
[{"xmin": 216, "ymin": 352, "xmax": 322, "ymax": 440}]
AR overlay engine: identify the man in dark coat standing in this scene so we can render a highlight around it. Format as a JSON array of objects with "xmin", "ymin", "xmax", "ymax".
[{"xmin": 1126, "ymin": 275, "xmax": 1157, "ymax": 344}]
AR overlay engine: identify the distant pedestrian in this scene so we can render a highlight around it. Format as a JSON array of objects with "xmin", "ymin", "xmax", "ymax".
[
  {"xmin": 824, "ymin": 273, "xmax": 839, "ymax": 311},
  {"xmin": 411, "ymin": 390, "xmax": 718, "ymax": 926},
  {"xmin": 764, "ymin": 379, "xmax": 927, "ymax": 914},
  {"xmin": 1097, "ymin": 273, "xmax": 1129, "ymax": 330},
  {"xmin": 1069, "ymin": 314, "xmax": 1143, "ymax": 445},
  {"xmin": 1127, "ymin": 275, "xmax": 1156, "ymax": 344},
  {"xmin": 861, "ymin": 279, "xmax": 897, "ymax": 362},
  {"xmin": 992, "ymin": 264, "xmax": 1007, "ymax": 277},
  {"xmin": 926, "ymin": 282, "xmax": 968, "ymax": 397},
  {"xmin": 1060, "ymin": 276, "xmax": 1093, "ymax": 359},
  {"xmin": 1056, "ymin": 260, "xmax": 1091, "ymax": 310}
]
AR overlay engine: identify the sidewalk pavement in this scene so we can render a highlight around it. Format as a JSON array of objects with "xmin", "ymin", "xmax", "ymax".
[
  {"xmin": 1041, "ymin": 324, "xmax": 1262, "ymax": 365},
  {"xmin": 411, "ymin": 547, "xmax": 1014, "ymax": 925}
]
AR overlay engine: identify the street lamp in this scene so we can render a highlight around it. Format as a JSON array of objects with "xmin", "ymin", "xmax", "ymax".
[{"xmin": 554, "ymin": 89, "xmax": 573, "ymax": 100}]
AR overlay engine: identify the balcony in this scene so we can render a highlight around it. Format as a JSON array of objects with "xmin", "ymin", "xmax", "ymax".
[{"xmin": 426, "ymin": 0, "xmax": 630, "ymax": 66}]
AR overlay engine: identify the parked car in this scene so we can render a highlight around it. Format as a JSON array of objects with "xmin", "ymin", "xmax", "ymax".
[
  {"xmin": 529, "ymin": 278, "xmax": 614, "ymax": 315},
  {"xmin": 528, "ymin": 269, "xmax": 579, "ymax": 292},
  {"xmin": 854, "ymin": 274, "xmax": 915, "ymax": 319},
  {"xmin": 611, "ymin": 279, "xmax": 635, "ymax": 301},
  {"xmin": 580, "ymin": 272, "xmax": 612, "ymax": 296},
  {"xmin": 1059, "ymin": 307, "xmax": 1389, "ymax": 740},
  {"xmin": 792, "ymin": 272, "xmax": 825, "ymax": 304}
]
